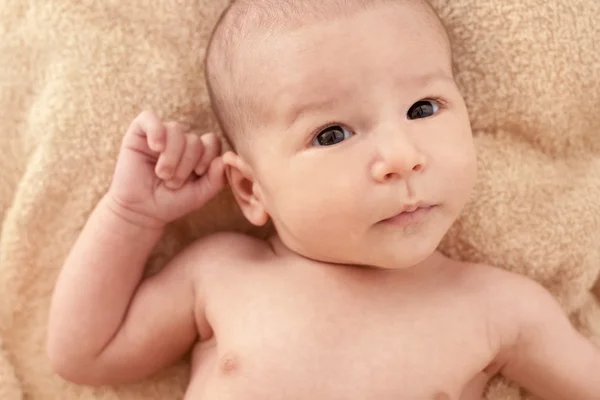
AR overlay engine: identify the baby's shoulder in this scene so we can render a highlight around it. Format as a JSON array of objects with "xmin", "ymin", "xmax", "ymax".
[
  {"xmin": 172, "ymin": 231, "xmax": 273, "ymax": 280},
  {"xmin": 453, "ymin": 261, "xmax": 569, "ymax": 363},
  {"xmin": 180, "ymin": 231, "xmax": 271, "ymax": 265},
  {"xmin": 455, "ymin": 262, "xmax": 545, "ymax": 297},
  {"xmin": 453, "ymin": 261, "xmax": 556, "ymax": 327},
  {"xmin": 189, "ymin": 231, "xmax": 269, "ymax": 255}
]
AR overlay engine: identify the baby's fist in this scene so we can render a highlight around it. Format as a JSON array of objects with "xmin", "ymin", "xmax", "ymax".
[
  {"xmin": 155, "ymin": 123, "xmax": 222, "ymax": 191},
  {"xmin": 108, "ymin": 111, "xmax": 226, "ymax": 227}
]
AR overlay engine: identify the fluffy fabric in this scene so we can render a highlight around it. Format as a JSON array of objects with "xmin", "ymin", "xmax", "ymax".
[{"xmin": 0, "ymin": 1, "xmax": 598, "ymax": 399}]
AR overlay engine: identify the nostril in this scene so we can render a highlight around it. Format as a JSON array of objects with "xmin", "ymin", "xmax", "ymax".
[{"xmin": 413, "ymin": 164, "xmax": 423, "ymax": 172}]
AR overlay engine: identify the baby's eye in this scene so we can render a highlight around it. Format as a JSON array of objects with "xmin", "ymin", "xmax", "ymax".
[
  {"xmin": 407, "ymin": 100, "xmax": 440, "ymax": 120},
  {"xmin": 312, "ymin": 125, "xmax": 354, "ymax": 146}
]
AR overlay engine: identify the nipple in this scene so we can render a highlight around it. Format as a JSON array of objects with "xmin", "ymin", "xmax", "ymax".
[
  {"xmin": 433, "ymin": 392, "xmax": 451, "ymax": 400},
  {"xmin": 219, "ymin": 352, "xmax": 240, "ymax": 376}
]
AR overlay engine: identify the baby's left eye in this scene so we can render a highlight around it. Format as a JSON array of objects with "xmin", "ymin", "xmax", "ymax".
[
  {"xmin": 312, "ymin": 125, "xmax": 354, "ymax": 147},
  {"xmin": 407, "ymin": 100, "xmax": 440, "ymax": 120}
]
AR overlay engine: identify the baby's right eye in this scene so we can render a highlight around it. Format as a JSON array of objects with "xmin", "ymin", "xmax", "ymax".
[
  {"xmin": 312, "ymin": 125, "xmax": 354, "ymax": 147},
  {"xmin": 407, "ymin": 99, "xmax": 440, "ymax": 120}
]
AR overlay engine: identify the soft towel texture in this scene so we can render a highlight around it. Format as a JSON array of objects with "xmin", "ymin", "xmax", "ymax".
[{"xmin": 0, "ymin": 1, "xmax": 598, "ymax": 399}]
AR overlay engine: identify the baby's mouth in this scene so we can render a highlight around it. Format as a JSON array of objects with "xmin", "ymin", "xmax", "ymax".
[{"xmin": 379, "ymin": 204, "xmax": 436, "ymax": 226}]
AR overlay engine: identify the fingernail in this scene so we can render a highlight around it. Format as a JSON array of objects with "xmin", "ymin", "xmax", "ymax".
[
  {"xmin": 159, "ymin": 167, "xmax": 172, "ymax": 178},
  {"xmin": 165, "ymin": 180, "xmax": 180, "ymax": 189}
]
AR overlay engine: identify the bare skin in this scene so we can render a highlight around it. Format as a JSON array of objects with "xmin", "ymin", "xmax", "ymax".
[
  {"xmin": 185, "ymin": 235, "xmax": 497, "ymax": 400},
  {"xmin": 47, "ymin": 2, "xmax": 600, "ymax": 399}
]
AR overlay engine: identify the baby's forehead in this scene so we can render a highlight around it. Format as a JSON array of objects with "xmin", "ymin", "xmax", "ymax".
[
  {"xmin": 218, "ymin": 0, "xmax": 441, "ymax": 42},
  {"xmin": 205, "ymin": 0, "xmax": 450, "ymax": 146},
  {"xmin": 212, "ymin": 0, "xmax": 449, "ymax": 77},
  {"xmin": 241, "ymin": 10, "xmax": 449, "ymax": 87}
]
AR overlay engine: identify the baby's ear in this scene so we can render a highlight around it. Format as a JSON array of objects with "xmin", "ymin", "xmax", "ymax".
[{"xmin": 222, "ymin": 151, "xmax": 269, "ymax": 226}]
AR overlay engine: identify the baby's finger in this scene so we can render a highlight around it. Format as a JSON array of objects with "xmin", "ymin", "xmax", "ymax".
[
  {"xmin": 190, "ymin": 156, "xmax": 227, "ymax": 205},
  {"xmin": 205, "ymin": 156, "xmax": 227, "ymax": 191},
  {"xmin": 155, "ymin": 122, "xmax": 186, "ymax": 181},
  {"xmin": 167, "ymin": 134, "xmax": 205, "ymax": 189},
  {"xmin": 194, "ymin": 133, "xmax": 222, "ymax": 176},
  {"xmin": 123, "ymin": 110, "xmax": 166, "ymax": 154}
]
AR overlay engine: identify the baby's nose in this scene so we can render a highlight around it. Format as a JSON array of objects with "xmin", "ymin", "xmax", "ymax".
[{"xmin": 370, "ymin": 136, "xmax": 426, "ymax": 182}]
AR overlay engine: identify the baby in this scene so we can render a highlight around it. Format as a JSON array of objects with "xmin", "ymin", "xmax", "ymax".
[{"xmin": 47, "ymin": 0, "xmax": 600, "ymax": 399}]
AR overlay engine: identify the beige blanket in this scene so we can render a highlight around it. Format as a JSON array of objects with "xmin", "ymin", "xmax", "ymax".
[{"xmin": 0, "ymin": 1, "xmax": 598, "ymax": 399}]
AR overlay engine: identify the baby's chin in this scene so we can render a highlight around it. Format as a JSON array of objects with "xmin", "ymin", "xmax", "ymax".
[
  {"xmin": 355, "ymin": 234, "xmax": 445, "ymax": 270},
  {"xmin": 297, "ymin": 244, "xmax": 441, "ymax": 271},
  {"xmin": 273, "ymin": 225, "xmax": 444, "ymax": 270},
  {"xmin": 358, "ymin": 250, "xmax": 440, "ymax": 271}
]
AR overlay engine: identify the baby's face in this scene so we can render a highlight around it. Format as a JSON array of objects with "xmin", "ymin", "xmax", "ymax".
[{"xmin": 239, "ymin": 3, "xmax": 476, "ymax": 269}]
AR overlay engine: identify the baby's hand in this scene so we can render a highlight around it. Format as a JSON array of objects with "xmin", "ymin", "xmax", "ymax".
[{"xmin": 107, "ymin": 111, "xmax": 226, "ymax": 228}]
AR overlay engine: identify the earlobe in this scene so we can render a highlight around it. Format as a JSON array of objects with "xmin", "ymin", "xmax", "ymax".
[{"xmin": 223, "ymin": 152, "xmax": 269, "ymax": 226}]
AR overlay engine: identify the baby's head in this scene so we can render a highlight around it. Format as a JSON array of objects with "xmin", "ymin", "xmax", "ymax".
[{"xmin": 205, "ymin": 0, "xmax": 477, "ymax": 269}]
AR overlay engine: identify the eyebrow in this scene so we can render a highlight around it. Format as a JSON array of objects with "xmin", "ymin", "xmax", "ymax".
[
  {"xmin": 286, "ymin": 96, "xmax": 343, "ymax": 128},
  {"xmin": 285, "ymin": 71, "xmax": 454, "ymax": 128},
  {"xmin": 405, "ymin": 71, "xmax": 455, "ymax": 90}
]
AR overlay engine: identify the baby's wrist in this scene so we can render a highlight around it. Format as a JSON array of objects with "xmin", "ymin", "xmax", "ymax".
[{"xmin": 99, "ymin": 194, "xmax": 167, "ymax": 237}]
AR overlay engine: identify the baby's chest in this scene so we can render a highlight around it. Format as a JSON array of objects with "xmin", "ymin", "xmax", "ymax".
[{"xmin": 199, "ymin": 279, "xmax": 493, "ymax": 399}]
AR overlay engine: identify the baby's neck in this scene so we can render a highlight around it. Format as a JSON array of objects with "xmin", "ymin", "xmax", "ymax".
[{"xmin": 266, "ymin": 234, "xmax": 448, "ymax": 276}]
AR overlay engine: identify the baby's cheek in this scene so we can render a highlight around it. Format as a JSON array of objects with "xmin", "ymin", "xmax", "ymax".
[
  {"xmin": 441, "ymin": 149, "xmax": 477, "ymax": 204},
  {"xmin": 444, "ymin": 136, "xmax": 476, "ymax": 175},
  {"xmin": 282, "ymin": 182, "xmax": 357, "ymax": 234}
]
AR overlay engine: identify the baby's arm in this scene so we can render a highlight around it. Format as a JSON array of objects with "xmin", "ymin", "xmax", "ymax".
[
  {"xmin": 47, "ymin": 201, "xmax": 197, "ymax": 385},
  {"xmin": 490, "ymin": 271, "xmax": 600, "ymax": 399},
  {"xmin": 47, "ymin": 112, "xmax": 225, "ymax": 385}
]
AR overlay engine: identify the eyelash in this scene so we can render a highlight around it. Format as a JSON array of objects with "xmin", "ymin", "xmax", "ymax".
[
  {"xmin": 421, "ymin": 95, "xmax": 448, "ymax": 109},
  {"xmin": 306, "ymin": 96, "xmax": 448, "ymax": 146},
  {"xmin": 307, "ymin": 122, "xmax": 346, "ymax": 147}
]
